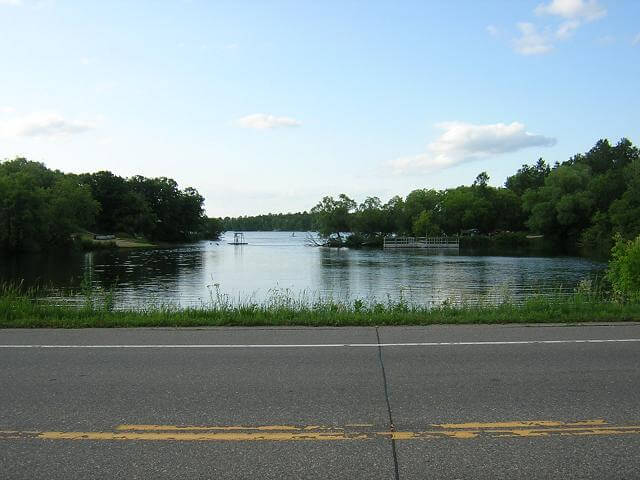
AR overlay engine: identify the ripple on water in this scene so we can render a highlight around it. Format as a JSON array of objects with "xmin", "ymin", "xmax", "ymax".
[{"xmin": 0, "ymin": 232, "xmax": 605, "ymax": 308}]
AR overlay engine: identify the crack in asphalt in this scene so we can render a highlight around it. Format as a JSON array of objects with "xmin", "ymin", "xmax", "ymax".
[{"xmin": 376, "ymin": 327, "xmax": 400, "ymax": 480}]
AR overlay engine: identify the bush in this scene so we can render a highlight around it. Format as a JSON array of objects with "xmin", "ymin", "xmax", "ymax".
[
  {"xmin": 606, "ymin": 234, "xmax": 640, "ymax": 301},
  {"xmin": 344, "ymin": 233, "xmax": 364, "ymax": 248}
]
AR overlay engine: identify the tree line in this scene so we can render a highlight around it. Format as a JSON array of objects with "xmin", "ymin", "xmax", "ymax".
[
  {"xmin": 221, "ymin": 212, "xmax": 313, "ymax": 232},
  {"xmin": 222, "ymin": 138, "xmax": 640, "ymax": 254},
  {"xmin": 3, "ymin": 138, "xmax": 637, "ymax": 255},
  {"xmin": 0, "ymin": 158, "xmax": 220, "ymax": 252}
]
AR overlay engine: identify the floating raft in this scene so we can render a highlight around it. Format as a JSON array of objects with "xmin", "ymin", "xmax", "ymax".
[{"xmin": 228, "ymin": 232, "xmax": 248, "ymax": 245}]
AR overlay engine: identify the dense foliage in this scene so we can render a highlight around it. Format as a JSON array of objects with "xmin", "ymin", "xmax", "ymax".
[
  {"xmin": 0, "ymin": 158, "xmax": 217, "ymax": 252},
  {"xmin": 308, "ymin": 139, "xmax": 640, "ymax": 253},
  {"xmin": 606, "ymin": 234, "xmax": 640, "ymax": 301},
  {"xmin": 221, "ymin": 138, "xmax": 640, "ymax": 255},
  {"xmin": 3, "ymin": 137, "xmax": 639, "ymax": 256},
  {"xmin": 0, "ymin": 159, "xmax": 98, "ymax": 251}
]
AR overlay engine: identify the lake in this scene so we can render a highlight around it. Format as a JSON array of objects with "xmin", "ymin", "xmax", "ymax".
[{"xmin": 0, "ymin": 232, "xmax": 604, "ymax": 308}]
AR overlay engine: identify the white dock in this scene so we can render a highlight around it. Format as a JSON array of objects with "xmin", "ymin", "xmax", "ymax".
[{"xmin": 383, "ymin": 236, "xmax": 459, "ymax": 249}]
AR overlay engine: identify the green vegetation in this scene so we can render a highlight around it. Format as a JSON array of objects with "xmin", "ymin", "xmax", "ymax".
[
  {"xmin": 1, "ymin": 280, "xmax": 638, "ymax": 328},
  {"xmin": 311, "ymin": 194, "xmax": 357, "ymax": 239},
  {"xmin": 221, "ymin": 138, "xmax": 640, "ymax": 256},
  {"xmin": 606, "ymin": 234, "xmax": 640, "ymax": 301},
  {"xmin": 221, "ymin": 212, "xmax": 312, "ymax": 231},
  {"xmin": 0, "ymin": 159, "xmax": 99, "ymax": 252},
  {"xmin": 0, "ymin": 158, "xmax": 221, "ymax": 253},
  {"xmin": 3, "ymin": 137, "xmax": 639, "ymax": 258}
]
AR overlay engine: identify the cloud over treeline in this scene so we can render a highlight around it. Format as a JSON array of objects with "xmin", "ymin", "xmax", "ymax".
[
  {"xmin": 390, "ymin": 121, "xmax": 556, "ymax": 174},
  {"xmin": 0, "ymin": 112, "xmax": 95, "ymax": 138}
]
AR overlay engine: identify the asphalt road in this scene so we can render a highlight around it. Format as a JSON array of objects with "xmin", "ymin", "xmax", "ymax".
[{"xmin": 1, "ymin": 323, "xmax": 639, "ymax": 479}]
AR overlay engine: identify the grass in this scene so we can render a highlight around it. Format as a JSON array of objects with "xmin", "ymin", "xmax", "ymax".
[
  {"xmin": 114, "ymin": 238, "xmax": 156, "ymax": 248},
  {"xmin": 1, "ymin": 281, "xmax": 639, "ymax": 328}
]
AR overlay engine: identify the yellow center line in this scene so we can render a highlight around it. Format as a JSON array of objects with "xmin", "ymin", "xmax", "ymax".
[
  {"xmin": 385, "ymin": 425, "xmax": 640, "ymax": 440},
  {"xmin": 433, "ymin": 420, "xmax": 608, "ymax": 429},
  {"xmin": 117, "ymin": 424, "xmax": 307, "ymax": 432},
  {"xmin": 3, "ymin": 420, "xmax": 640, "ymax": 443},
  {"xmin": 37, "ymin": 431, "xmax": 365, "ymax": 442}
]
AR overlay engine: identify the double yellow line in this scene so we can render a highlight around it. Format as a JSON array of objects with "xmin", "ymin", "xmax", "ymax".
[{"xmin": 2, "ymin": 420, "xmax": 640, "ymax": 442}]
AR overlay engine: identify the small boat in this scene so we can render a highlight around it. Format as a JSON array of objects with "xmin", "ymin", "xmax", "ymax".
[{"xmin": 228, "ymin": 232, "xmax": 248, "ymax": 245}]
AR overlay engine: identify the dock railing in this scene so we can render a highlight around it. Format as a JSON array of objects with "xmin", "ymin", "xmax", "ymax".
[{"xmin": 383, "ymin": 236, "xmax": 459, "ymax": 249}]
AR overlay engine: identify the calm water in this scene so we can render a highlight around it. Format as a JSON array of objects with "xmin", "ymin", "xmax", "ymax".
[{"xmin": 0, "ymin": 232, "xmax": 604, "ymax": 308}]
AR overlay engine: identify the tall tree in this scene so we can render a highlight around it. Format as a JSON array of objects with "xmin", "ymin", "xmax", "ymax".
[
  {"xmin": 311, "ymin": 194, "xmax": 356, "ymax": 238},
  {"xmin": 505, "ymin": 158, "xmax": 550, "ymax": 196},
  {"xmin": 0, "ymin": 159, "xmax": 97, "ymax": 251}
]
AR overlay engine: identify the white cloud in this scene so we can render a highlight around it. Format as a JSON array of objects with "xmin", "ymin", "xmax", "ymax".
[
  {"xmin": 0, "ymin": 0, "xmax": 22, "ymax": 5},
  {"xmin": 555, "ymin": 20, "xmax": 580, "ymax": 39},
  {"xmin": 535, "ymin": 0, "xmax": 606, "ymax": 21},
  {"xmin": 486, "ymin": 25, "xmax": 500, "ymax": 37},
  {"xmin": 390, "ymin": 121, "xmax": 556, "ymax": 174},
  {"xmin": 0, "ymin": 112, "xmax": 95, "ymax": 138},
  {"xmin": 0, "ymin": 106, "xmax": 15, "ymax": 114},
  {"xmin": 508, "ymin": 0, "xmax": 606, "ymax": 56},
  {"xmin": 514, "ymin": 22, "xmax": 554, "ymax": 55},
  {"xmin": 237, "ymin": 113, "xmax": 301, "ymax": 130},
  {"xmin": 633, "ymin": 33, "xmax": 640, "ymax": 46}
]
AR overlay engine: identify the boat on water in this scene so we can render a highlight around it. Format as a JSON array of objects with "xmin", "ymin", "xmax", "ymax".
[{"xmin": 228, "ymin": 232, "xmax": 248, "ymax": 245}]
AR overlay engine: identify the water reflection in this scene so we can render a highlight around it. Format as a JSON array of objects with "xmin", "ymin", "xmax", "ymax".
[{"xmin": 0, "ymin": 232, "xmax": 604, "ymax": 308}]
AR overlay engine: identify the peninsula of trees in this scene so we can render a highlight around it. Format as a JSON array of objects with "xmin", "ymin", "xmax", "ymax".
[
  {"xmin": 223, "ymin": 138, "xmax": 640, "ymax": 254},
  {"xmin": 0, "ymin": 159, "xmax": 219, "ymax": 252}
]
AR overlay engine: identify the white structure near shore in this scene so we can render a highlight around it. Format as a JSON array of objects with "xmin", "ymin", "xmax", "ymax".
[{"xmin": 383, "ymin": 236, "xmax": 459, "ymax": 249}]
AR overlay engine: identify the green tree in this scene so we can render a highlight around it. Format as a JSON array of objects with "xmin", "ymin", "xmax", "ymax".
[
  {"xmin": 438, "ymin": 186, "xmax": 492, "ymax": 234},
  {"xmin": 311, "ymin": 194, "xmax": 356, "ymax": 238},
  {"xmin": 0, "ymin": 159, "xmax": 97, "ymax": 251},
  {"xmin": 352, "ymin": 197, "xmax": 386, "ymax": 235},
  {"xmin": 404, "ymin": 189, "xmax": 440, "ymax": 228},
  {"xmin": 505, "ymin": 158, "xmax": 550, "ymax": 196},
  {"xmin": 606, "ymin": 234, "xmax": 640, "ymax": 301},
  {"xmin": 129, "ymin": 176, "xmax": 205, "ymax": 241},
  {"xmin": 382, "ymin": 195, "xmax": 407, "ymax": 234},
  {"xmin": 473, "ymin": 171, "xmax": 489, "ymax": 188},
  {"xmin": 523, "ymin": 163, "xmax": 594, "ymax": 245},
  {"xmin": 48, "ymin": 175, "xmax": 99, "ymax": 243},
  {"xmin": 80, "ymin": 171, "xmax": 155, "ymax": 235},
  {"xmin": 609, "ymin": 159, "xmax": 640, "ymax": 240},
  {"xmin": 412, "ymin": 210, "xmax": 440, "ymax": 236},
  {"xmin": 493, "ymin": 188, "xmax": 525, "ymax": 231},
  {"xmin": 203, "ymin": 217, "xmax": 223, "ymax": 239}
]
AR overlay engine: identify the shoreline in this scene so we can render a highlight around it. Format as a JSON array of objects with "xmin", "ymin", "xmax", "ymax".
[{"xmin": 2, "ymin": 295, "xmax": 638, "ymax": 328}]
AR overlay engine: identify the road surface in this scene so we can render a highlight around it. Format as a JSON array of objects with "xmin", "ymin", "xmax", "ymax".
[{"xmin": 1, "ymin": 323, "xmax": 639, "ymax": 479}]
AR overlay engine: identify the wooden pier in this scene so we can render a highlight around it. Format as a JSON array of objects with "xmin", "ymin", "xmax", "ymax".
[{"xmin": 383, "ymin": 236, "xmax": 459, "ymax": 249}]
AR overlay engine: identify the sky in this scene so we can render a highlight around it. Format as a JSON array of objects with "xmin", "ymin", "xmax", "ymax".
[{"xmin": 1, "ymin": 0, "xmax": 639, "ymax": 217}]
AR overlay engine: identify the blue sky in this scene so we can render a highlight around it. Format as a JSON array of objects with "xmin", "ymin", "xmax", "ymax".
[{"xmin": 1, "ymin": 0, "xmax": 639, "ymax": 216}]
